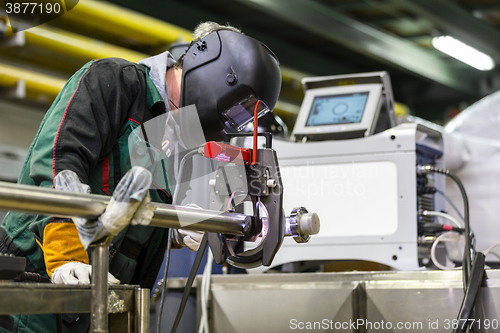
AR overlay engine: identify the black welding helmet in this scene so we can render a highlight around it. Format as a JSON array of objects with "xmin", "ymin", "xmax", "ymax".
[{"xmin": 179, "ymin": 30, "xmax": 281, "ymax": 140}]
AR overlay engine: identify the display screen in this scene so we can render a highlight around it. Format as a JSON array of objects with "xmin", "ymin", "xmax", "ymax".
[{"xmin": 306, "ymin": 92, "xmax": 369, "ymax": 126}]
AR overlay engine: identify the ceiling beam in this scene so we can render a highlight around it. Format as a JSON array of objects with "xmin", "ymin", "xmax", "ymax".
[
  {"xmin": 107, "ymin": 0, "xmax": 357, "ymax": 76},
  {"xmin": 397, "ymin": 0, "xmax": 500, "ymax": 60},
  {"xmin": 236, "ymin": 0, "xmax": 481, "ymax": 95}
]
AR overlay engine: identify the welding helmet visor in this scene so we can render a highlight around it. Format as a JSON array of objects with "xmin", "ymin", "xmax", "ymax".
[{"xmin": 222, "ymin": 93, "xmax": 271, "ymax": 131}]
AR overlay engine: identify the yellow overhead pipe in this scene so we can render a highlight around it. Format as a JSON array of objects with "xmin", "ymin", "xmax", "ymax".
[
  {"xmin": 0, "ymin": 63, "xmax": 66, "ymax": 102},
  {"xmin": 1, "ymin": 0, "xmax": 306, "ymax": 109},
  {"xmin": 19, "ymin": 25, "xmax": 305, "ymax": 83},
  {"xmin": 19, "ymin": 27, "xmax": 307, "ymax": 110},
  {"xmin": 280, "ymin": 67, "xmax": 308, "ymax": 85},
  {"xmin": 0, "ymin": 60, "xmax": 300, "ymax": 124},
  {"xmin": 58, "ymin": 0, "xmax": 192, "ymax": 47},
  {"xmin": 24, "ymin": 25, "xmax": 148, "ymax": 63},
  {"xmin": 54, "ymin": 1, "xmax": 306, "ymax": 86},
  {"xmin": 6, "ymin": 1, "xmax": 305, "ymax": 93}
]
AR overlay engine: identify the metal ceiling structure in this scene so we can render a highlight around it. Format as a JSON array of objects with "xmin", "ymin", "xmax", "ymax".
[
  {"xmin": 2, "ymin": 0, "xmax": 500, "ymax": 130},
  {"xmin": 239, "ymin": 0, "xmax": 479, "ymax": 93},
  {"xmin": 108, "ymin": 0, "xmax": 500, "ymax": 125}
]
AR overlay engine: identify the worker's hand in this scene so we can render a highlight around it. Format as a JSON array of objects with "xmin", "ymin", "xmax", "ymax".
[
  {"xmin": 171, "ymin": 203, "xmax": 205, "ymax": 251},
  {"xmin": 51, "ymin": 262, "xmax": 120, "ymax": 285},
  {"xmin": 55, "ymin": 167, "xmax": 154, "ymax": 249},
  {"xmin": 130, "ymin": 195, "xmax": 155, "ymax": 226},
  {"xmin": 172, "ymin": 229, "xmax": 205, "ymax": 251},
  {"xmin": 54, "ymin": 170, "xmax": 91, "ymax": 194},
  {"xmin": 99, "ymin": 166, "xmax": 153, "ymax": 235}
]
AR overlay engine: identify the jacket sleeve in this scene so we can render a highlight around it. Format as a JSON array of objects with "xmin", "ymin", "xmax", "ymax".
[
  {"xmin": 40, "ymin": 59, "xmax": 144, "ymax": 185},
  {"xmin": 29, "ymin": 59, "xmax": 146, "ymax": 278}
]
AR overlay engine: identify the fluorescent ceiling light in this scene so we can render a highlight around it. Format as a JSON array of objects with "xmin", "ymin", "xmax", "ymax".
[{"xmin": 432, "ymin": 36, "xmax": 495, "ymax": 71}]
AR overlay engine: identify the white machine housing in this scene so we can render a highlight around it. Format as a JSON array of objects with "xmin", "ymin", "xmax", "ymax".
[
  {"xmin": 247, "ymin": 123, "xmax": 444, "ymax": 273},
  {"xmin": 244, "ymin": 71, "xmax": 445, "ymax": 273}
]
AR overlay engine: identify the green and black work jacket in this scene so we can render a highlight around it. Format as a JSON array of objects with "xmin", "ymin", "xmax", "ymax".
[{"xmin": 1, "ymin": 57, "xmax": 172, "ymax": 289}]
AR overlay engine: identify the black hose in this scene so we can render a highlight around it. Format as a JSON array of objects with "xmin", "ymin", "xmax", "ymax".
[
  {"xmin": 170, "ymin": 234, "xmax": 209, "ymax": 333},
  {"xmin": 453, "ymin": 252, "xmax": 485, "ymax": 333},
  {"xmin": 419, "ymin": 166, "xmax": 473, "ymax": 288},
  {"xmin": 436, "ymin": 188, "xmax": 477, "ymax": 255},
  {"xmin": 441, "ymin": 169, "xmax": 473, "ymax": 287},
  {"xmin": 172, "ymin": 149, "xmax": 199, "ymax": 203},
  {"xmin": 418, "ymin": 166, "xmax": 479, "ymax": 333},
  {"xmin": 156, "ymin": 147, "xmax": 201, "ymax": 332}
]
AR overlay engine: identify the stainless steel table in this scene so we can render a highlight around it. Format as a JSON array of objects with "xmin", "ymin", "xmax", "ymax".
[{"xmin": 0, "ymin": 283, "xmax": 149, "ymax": 333}]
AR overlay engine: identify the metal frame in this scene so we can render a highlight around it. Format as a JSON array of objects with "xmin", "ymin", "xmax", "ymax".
[
  {"xmin": 0, "ymin": 182, "xmax": 251, "ymax": 332},
  {"xmin": 0, "ymin": 183, "xmax": 252, "ymax": 332},
  {"xmin": 247, "ymin": 122, "xmax": 443, "ymax": 273},
  {"xmin": 0, "ymin": 179, "xmax": 317, "ymax": 331},
  {"xmin": 0, "ymin": 283, "xmax": 148, "ymax": 333}
]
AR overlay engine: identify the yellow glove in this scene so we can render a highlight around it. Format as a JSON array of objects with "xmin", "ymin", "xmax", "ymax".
[{"xmin": 41, "ymin": 221, "xmax": 90, "ymax": 279}]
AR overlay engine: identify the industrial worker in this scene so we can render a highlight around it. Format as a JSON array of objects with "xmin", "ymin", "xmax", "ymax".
[{"xmin": 0, "ymin": 21, "xmax": 281, "ymax": 333}]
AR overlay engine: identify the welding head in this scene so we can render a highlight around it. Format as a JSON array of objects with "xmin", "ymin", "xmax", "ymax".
[{"xmin": 179, "ymin": 30, "xmax": 281, "ymax": 141}]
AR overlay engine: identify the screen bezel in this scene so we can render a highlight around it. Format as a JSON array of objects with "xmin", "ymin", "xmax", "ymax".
[
  {"xmin": 305, "ymin": 92, "xmax": 369, "ymax": 127},
  {"xmin": 292, "ymin": 84, "xmax": 383, "ymax": 140}
]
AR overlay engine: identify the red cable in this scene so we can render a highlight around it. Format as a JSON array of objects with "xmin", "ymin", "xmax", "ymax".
[{"xmin": 252, "ymin": 100, "xmax": 261, "ymax": 165}]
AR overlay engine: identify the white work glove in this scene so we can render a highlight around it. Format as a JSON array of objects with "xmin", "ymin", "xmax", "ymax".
[
  {"xmin": 54, "ymin": 167, "xmax": 154, "ymax": 249},
  {"xmin": 130, "ymin": 195, "xmax": 155, "ymax": 226},
  {"xmin": 51, "ymin": 262, "xmax": 120, "ymax": 285},
  {"xmin": 99, "ymin": 166, "xmax": 154, "ymax": 234},
  {"xmin": 171, "ymin": 203, "xmax": 205, "ymax": 251},
  {"xmin": 172, "ymin": 229, "xmax": 204, "ymax": 251}
]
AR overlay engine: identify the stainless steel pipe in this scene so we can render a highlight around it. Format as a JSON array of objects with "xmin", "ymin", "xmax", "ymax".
[
  {"xmin": 0, "ymin": 181, "xmax": 106, "ymax": 218},
  {"xmin": 0, "ymin": 181, "xmax": 247, "ymax": 235},
  {"xmin": 135, "ymin": 288, "xmax": 150, "ymax": 333},
  {"xmin": 90, "ymin": 243, "xmax": 109, "ymax": 333}
]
